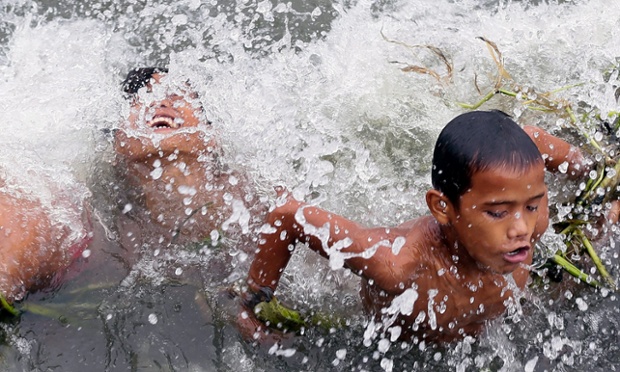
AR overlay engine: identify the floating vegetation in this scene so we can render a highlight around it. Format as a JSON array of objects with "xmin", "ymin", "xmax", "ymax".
[
  {"xmin": 398, "ymin": 36, "xmax": 620, "ymax": 291},
  {"xmin": 229, "ymin": 280, "xmax": 347, "ymax": 335},
  {"xmin": 381, "ymin": 29, "xmax": 454, "ymax": 85},
  {"xmin": 0, "ymin": 294, "xmax": 19, "ymax": 317},
  {"xmin": 254, "ymin": 296, "xmax": 346, "ymax": 333}
]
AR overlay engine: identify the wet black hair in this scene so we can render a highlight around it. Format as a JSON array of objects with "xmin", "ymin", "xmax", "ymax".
[
  {"xmin": 431, "ymin": 110, "xmax": 543, "ymax": 207},
  {"xmin": 122, "ymin": 67, "xmax": 169, "ymax": 96},
  {"xmin": 121, "ymin": 66, "xmax": 212, "ymax": 125}
]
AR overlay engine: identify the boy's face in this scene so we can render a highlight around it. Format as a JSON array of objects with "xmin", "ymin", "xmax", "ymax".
[
  {"xmin": 447, "ymin": 162, "xmax": 547, "ymax": 274},
  {"xmin": 116, "ymin": 73, "xmax": 215, "ymax": 160},
  {"xmin": 125, "ymin": 73, "xmax": 203, "ymax": 132}
]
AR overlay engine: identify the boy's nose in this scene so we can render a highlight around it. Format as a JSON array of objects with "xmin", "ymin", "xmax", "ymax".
[
  {"xmin": 508, "ymin": 212, "xmax": 529, "ymax": 239},
  {"xmin": 153, "ymin": 98, "xmax": 173, "ymax": 108}
]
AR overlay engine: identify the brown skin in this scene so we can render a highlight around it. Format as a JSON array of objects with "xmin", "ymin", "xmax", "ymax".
[
  {"xmin": 523, "ymin": 125, "xmax": 588, "ymax": 179},
  {"xmin": 0, "ymin": 190, "xmax": 91, "ymax": 304},
  {"xmin": 241, "ymin": 125, "xmax": 590, "ymax": 343},
  {"xmin": 114, "ymin": 73, "xmax": 265, "ymax": 247}
]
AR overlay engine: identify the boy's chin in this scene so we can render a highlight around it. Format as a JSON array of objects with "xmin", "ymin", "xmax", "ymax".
[
  {"xmin": 115, "ymin": 131, "xmax": 209, "ymax": 160},
  {"xmin": 477, "ymin": 261, "xmax": 519, "ymax": 276}
]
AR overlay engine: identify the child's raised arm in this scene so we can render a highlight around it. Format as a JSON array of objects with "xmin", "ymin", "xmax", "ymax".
[
  {"xmin": 524, "ymin": 125, "xmax": 620, "ymax": 225},
  {"xmin": 523, "ymin": 125, "xmax": 589, "ymax": 179}
]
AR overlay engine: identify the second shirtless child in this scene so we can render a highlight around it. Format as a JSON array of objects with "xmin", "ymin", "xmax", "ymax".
[
  {"xmin": 241, "ymin": 110, "xmax": 588, "ymax": 343},
  {"xmin": 114, "ymin": 67, "xmax": 266, "ymax": 253}
]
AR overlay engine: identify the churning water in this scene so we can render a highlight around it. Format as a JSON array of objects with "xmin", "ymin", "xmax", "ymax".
[{"xmin": 1, "ymin": 0, "xmax": 619, "ymax": 370}]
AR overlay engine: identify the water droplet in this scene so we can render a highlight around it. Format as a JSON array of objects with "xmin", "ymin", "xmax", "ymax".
[
  {"xmin": 607, "ymin": 168, "xmax": 617, "ymax": 178},
  {"xmin": 148, "ymin": 313, "xmax": 158, "ymax": 324},
  {"xmin": 378, "ymin": 338, "xmax": 391, "ymax": 353},
  {"xmin": 391, "ymin": 236, "xmax": 405, "ymax": 255},
  {"xmin": 594, "ymin": 131, "xmax": 603, "ymax": 141},
  {"xmin": 380, "ymin": 358, "xmax": 393, "ymax": 372},
  {"xmin": 122, "ymin": 203, "xmax": 133, "ymax": 214},
  {"xmin": 575, "ymin": 297, "xmax": 588, "ymax": 311},
  {"xmin": 558, "ymin": 161, "xmax": 569, "ymax": 174},
  {"xmin": 171, "ymin": 14, "xmax": 188, "ymax": 26},
  {"xmin": 589, "ymin": 170, "xmax": 598, "ymax": 180},
  {"xmin": 150, "ymin": 167, "xmax": 163, "ymax": 180}
]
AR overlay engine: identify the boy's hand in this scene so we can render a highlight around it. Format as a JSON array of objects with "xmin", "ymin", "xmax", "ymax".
[
  {"xmin": 240, "ymin": 286, "xmax": 274, "ymax": 310},
  {"xmin": 236, "ymin": 300, "xmax": 273, "ymax": 343},
  {"xmin": 236, "ymin": 287, "xmax": 292, "ymax": 344},
  {"xmin": 585, "ymin": 200, "xmax": 620, "ymax": 242}
]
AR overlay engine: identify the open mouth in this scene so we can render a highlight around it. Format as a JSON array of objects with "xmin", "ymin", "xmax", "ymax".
[
  {"xmin": 504, "ymin": 246, "xmax": 530, "ymax": 264},
  {"xmin": 147, "ymin": 115, "xmax": 180, "ymax": 129}
]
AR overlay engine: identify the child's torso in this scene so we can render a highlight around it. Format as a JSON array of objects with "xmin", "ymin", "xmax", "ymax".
[{"xmin": 359, "ymin": 216, "xmax": 527, "ymax": 343}]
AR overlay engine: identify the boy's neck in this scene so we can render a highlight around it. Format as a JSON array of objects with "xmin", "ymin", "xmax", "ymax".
[
  {"xmin": 128, "ymin": 150, "xmax": 221, "ymax": 192},
  {"xmin": 437, "ymin": 222, "xmax": 490, "ymax": 276}
]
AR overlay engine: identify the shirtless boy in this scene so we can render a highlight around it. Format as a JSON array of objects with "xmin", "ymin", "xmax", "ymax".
[
  {"xmin": 114, "ymin": 67, "xmax": 265, "ymax": 249},
  {"xmin": 241, "ymin": 110, "xmax": 589, "ymax": 343}
]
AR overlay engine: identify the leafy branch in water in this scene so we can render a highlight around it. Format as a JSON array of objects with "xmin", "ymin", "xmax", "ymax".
[
  {"xmin": 254, "ymin": 297, "xmax": 346, "ymax": 334},
  {"xmin": 396, "ymin": 35, "xmax": 620, "ymax": 290},
  {"xmin": 228, "ymin": 280, "xmax": 347, "ymax": 334}
]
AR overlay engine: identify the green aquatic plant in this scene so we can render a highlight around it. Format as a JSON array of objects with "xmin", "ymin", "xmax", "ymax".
[
  {"xmin": 227, "ymin": 279, "xmax": 347, "ymax": 334},
  {"xmin": 254, "ymin": 297, "xmax": 347, "ymax": 333},
  {"xmin": 0, "ymin": 294, "xmax": 19, "ymax": 316}
]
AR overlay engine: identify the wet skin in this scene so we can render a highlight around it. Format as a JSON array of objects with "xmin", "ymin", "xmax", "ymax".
[
  {"xmin": 0, "ymin": 189, "xmax": 91, "ymax": 303},
  {"xmin": 244, "ymin": 163, "xmax": 548, "ymax": 342},
  {"xmin": 439, "ymin": 162, "xmax": 548, "ymax": 276},
  {"xmin": 114, "ymin": 73, "xmax": 265, "ymax": 247},
  {"xmin": 116, "ymin": 73, "xmax": 214, "ymax": 161}
]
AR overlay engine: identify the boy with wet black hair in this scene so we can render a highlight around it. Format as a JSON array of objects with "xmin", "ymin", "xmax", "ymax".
[{"xmin": 239, "ymin": 110, "xmax": 589, "ymax": 343}]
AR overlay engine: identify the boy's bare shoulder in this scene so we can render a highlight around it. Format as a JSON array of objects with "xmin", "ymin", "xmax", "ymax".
[
  {"xmin": 367, "ymin": 215, "xmax": 446, "ymax": 291},
  {"xmin": 396, "ymin": 215, "xmax": 444, "ymax": 252}
]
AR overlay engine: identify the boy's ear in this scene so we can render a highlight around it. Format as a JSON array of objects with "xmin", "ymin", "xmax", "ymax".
[{"xmin": 426, "ymin": 189, "xmax": 452, "ymax": 225}]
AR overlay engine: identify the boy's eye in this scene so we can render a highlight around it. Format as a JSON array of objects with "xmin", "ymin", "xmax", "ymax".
[
  {"xmin": 485, "ymin": 210, "xmax": 507, "ymax": 219},
  {"xmin": 526, "ymin": 205, "xmax": 539, "ymax": 212}
]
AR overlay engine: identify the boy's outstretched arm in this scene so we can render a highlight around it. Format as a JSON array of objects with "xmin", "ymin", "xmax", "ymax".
[
  {"xmin": 523, "ymin": 125, "xmax": 589, "ymax": 179},
  {"xmin": 245, "ymin": 188, "xmax": 405, "ymax": 301}
]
